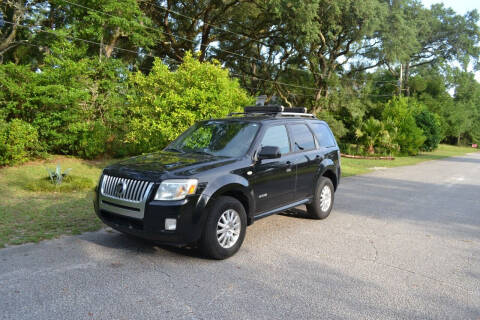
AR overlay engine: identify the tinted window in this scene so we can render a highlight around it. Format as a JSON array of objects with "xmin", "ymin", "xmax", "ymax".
[
  {"xmin": 260, "ymin": 125, "xmax": 290, "ymax": 154},
  {"xmin": 289, "ymin": 124, "xmax": 316, "ymax": 152},
  {"xmin": 310, "ymin": 123, "xmax": 336, "ymax": 147}
]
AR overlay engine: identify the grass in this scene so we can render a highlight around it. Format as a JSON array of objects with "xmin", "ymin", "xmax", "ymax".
[
  {"xmin": 0, "ymin": 144, "xmax": 477, "ymax": 248},
  {"xmin": 0, "ymin": 156, "xmax": 110, "ymax": 248},
  {"xmin": 341, "ymin": 144, "xmax": 477, "ymax": 177},
  {"xmin": 25, "ymin": 175, "xmax": 95, "ymax": 192}
]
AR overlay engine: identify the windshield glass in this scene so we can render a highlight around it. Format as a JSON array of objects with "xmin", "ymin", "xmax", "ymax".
[{"xmin": 166, "ymin": 121, "xmax": 260, "ymax": 157}]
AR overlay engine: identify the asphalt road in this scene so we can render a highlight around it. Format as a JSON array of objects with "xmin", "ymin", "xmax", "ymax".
[{"xmin": 1, "ymin": 153, "xmax": 480, "ymax": 320}]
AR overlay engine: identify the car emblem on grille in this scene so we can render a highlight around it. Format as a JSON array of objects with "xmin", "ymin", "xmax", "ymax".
[{"xmin": 115, "ymin": 181, "xmax": 126, "ymax": 195}]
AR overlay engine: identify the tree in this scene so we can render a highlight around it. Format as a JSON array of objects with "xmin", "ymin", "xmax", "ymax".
[
  {"xmin": 50, "ymin": 0, "xmax": 158, "ymax": 62},
  {"xmin": 0, "ymin": 0, "xmax": 28, "ymax": 62},
  {"xmin": 380, "ymin": 2, "xmax": 480, "ymax": 95}
]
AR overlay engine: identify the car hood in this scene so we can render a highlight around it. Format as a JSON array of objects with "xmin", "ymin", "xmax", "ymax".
[{"xmin": 103, "ymin": 151, "xmax": 236, "ymax": 182}]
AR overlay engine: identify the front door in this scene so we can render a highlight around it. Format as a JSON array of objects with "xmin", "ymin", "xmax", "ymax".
[{"xmin": 251, "ymin": 124, "xmax": 296, "ymax": 214}]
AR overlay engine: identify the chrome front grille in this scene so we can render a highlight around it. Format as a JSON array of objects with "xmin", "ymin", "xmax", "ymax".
[{"xmin": 101, "ymin": 174, "xmax": 154, "ymax": 203}]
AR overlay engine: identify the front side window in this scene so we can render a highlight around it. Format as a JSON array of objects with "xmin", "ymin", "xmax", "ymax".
[
  {"xmin": 289, "ymin": 124, "xmax": 316, "ymax": 152},
  {"xmin": 167, "ymin": 121, "xmax": 260, "ymax": 157},
  {"xmin": 260, "ymin": 125, "xmax": 290, "ymax": 154}
]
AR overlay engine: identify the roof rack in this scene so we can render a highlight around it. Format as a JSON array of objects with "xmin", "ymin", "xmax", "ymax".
[
  {"xmin": 228, "ymin": 104, "xmax": 315, "ymax": 119},
  {"xmin": 228, "ymin": 96, "xmax": 316, "ymax": 118}
]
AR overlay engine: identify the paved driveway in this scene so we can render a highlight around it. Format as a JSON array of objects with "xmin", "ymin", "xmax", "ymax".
[{"xmin": 1, "ymin": 153, "xmax": 479, "ymax": 320}]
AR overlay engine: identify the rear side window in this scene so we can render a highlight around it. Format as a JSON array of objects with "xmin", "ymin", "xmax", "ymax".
[
  {"xmin": 310, "ymin": 123, "xmax": 336, "ymax": 147},
  {"xmin": 289, "ymin": 124, "xmax": 316, "ymax": 152},
  {"xmin": 260, "ymin": 125, "xmax": 290, "ymax": 154}
]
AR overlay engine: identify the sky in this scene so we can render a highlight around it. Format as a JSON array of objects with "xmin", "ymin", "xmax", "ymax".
[
  {"xmin": 421, "ymin": 0, "xmax": 480, "ymax": 82},
  {"xmin": 421, "ymin": 0, "xmax": 480, "ymax": 14}
]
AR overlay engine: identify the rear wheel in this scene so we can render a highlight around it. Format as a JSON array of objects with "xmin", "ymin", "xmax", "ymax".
[
  {"xmin": 200, "ymin": 196, "xmax": 247, "ymax": 259},
  {"xmin": 306, "ymin": 177, "xmax": 335, "ymax": 219}
]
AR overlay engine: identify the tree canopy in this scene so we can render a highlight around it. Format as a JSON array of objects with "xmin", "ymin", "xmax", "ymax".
[{"xmin": 1, "ymin": 0, "xmax": 479, "ymax": 163}]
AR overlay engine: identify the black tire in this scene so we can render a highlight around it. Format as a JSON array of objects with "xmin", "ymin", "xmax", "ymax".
[
  {"xmin": 199, "ymin": 196, "xmax": 247, "ymax": 260},
  {"xmin": 306, "ymin": 177, "xmax": 335, "ymax": 220}
]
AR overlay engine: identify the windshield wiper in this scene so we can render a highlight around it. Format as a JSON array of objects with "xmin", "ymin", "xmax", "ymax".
[
  {"xmin": 164, "ymin": 147, "xmax": 184, "ymax": 153},
  {"xmin": 191, "ymin": 150, "xmax": 214, "ymax": 156}
]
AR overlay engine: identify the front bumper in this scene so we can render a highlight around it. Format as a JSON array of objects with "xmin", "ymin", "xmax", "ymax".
[{"xmin": 94, "ymin": 190, "xmax": 210, "ymax": 245}]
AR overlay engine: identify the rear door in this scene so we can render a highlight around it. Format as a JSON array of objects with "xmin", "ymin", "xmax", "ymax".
[
  {"xmin": 251, "ymin": 124, "xmax": 296, "ymax": 214},
  {"xmin": 287, "ymin": 123, "xmax": 320, "ymax": 200}
]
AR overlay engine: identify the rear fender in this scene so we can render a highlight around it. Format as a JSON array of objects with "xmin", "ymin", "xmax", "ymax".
[{"xmin": 316, "ymin": 158, "xmax": 338, "ymax": 190}]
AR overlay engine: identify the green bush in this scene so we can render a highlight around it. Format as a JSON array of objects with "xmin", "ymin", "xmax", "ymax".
[
  {"xmin": 382, "ymin": 97, "xmax": 426, "ymax": 155},
  {"xmin": 415, "ymin": 109, "xmax": 443, "ymax": 151},
  {"xmin": 0, "ymin": 53, "xmax": 252, "ymax": 162},
  {"xmin": 125, "ymin": 53, "xmax": 252, "ymax": 154},
  {"xmin": 0, "ymin": 57, "xmax": 128, "ymax": 160},
  {"xmin": 355, "ymin": 117, "xmax": 397, "ymax": 155},
  {"xmin": 0, "ymin": 119, "xmax": 41, "ymax": 166}
]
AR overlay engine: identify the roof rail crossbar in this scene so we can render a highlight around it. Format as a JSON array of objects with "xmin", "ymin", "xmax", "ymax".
[
  {"xmin": 229, "ymin": 103, "xmax": 316, "ymax": 119},
  {"xmin": 244, "ymin": 105, "xmax": 284, "ymax": 113},
  {"xmin": 287, "ymin": 107, "xmax": 307, "ymax": 114}
]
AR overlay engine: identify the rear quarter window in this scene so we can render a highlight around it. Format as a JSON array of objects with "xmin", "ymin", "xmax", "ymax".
[{"xmin": 309, "ymin": 123, "xmax": 336, "ymax": 147}]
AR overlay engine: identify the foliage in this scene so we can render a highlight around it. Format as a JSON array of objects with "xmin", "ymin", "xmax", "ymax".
[
  {"xmin": 46, "ymin": 163, "xmax": 72, "ymax": 185},
  {"xmin": 415, "ymin": 109, "xmax": 443, "ymax": 151},
  {"xmin": 355, "ymin": 117, "xmax": 397, "ymax": 155},
  {"xmin": 382, "ymin": 97, "xmax": 426, "ymax": 155},
  {"xmin": 0, "ymin": 118, "xmax": 41, "ymax": 166},
  {"xmin": 125, "ymin": 53, "xmax": 252, "ymax": 153},
  {"xmin": 1, "ymin": 0, "xmax": 480, "ymax": 162},
  {"xmin": 0, "ymin": 55, "xmax": 129, "ymax": 159}
]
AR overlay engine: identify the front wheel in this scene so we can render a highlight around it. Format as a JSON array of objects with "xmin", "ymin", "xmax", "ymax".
[
  {"xmin": 306, "ymin": 177, "xmax": 335, "ymax": 219},
  {"xmin": 199, "ymin": 196, "xmax": 247, "ymax": 259}
]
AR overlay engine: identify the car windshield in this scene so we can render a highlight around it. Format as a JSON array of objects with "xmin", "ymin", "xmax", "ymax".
[{"xmin": 166, "ymin": 120, "xmax": 260, "ymax": 157}]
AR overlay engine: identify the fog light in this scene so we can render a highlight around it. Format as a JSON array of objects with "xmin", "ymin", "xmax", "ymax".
[{"xmin": 165, "ymin": 218, "xmax": 177, "ymax": 231}]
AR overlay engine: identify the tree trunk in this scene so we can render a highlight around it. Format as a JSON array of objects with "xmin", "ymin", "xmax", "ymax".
[
  {"xmin": 198, "ymin": 26, "xmax": 211, "ymax": 62},
  {"xmin": 0, "ymin": 1, "xmax": 24, "ymax": 53},
  {"xmin": 104, "ymin": 27, "xmax": 121, "ymax": 58},
  {"xmin": 368, "ymin": 144, "xmax": 375, "ymax": 154},
  {"xmin": 398, "ymin": 63, "xmax": 403, "ymax": 96},
  {"xmin": 404, "ymin": 62, "xmax": 410, "ymax": 96},
  {"xmin": 312, "ymin": 81, "xmax": 328, "ymax": 114}
]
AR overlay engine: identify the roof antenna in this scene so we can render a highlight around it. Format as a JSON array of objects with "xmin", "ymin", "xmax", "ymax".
[{"xmin": 256, "ymin": 95, "xmax": 267, "ymax": 106}]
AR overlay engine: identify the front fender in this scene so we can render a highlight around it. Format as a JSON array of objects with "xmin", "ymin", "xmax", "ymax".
[{"xmin": 202, "ymin": 174, "xmax": 255, "ymax": 221}]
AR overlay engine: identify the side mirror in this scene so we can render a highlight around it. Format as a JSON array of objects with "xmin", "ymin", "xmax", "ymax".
[{"xmin": 258, "ymin": 146, "xmax": 281, "ymax": 160}]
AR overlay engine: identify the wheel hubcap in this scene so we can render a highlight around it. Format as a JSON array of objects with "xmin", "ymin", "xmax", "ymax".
[
  {"xmin": 216, "ymin": 209, "xmax": 241, "ymax": 249},
  {"xmin": 320, "ymin": 185, "xmax": 332, "ymax": 212}
]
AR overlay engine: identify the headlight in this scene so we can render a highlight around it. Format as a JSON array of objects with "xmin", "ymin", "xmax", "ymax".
[{"xmin": 154, "ymin": 179, "xmax": 198, "ymax": 201}]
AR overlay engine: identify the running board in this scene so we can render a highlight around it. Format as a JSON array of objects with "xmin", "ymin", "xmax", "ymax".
[{"xmin": 254, "ymin": 198, "xmax": 311, "ymax": 220}]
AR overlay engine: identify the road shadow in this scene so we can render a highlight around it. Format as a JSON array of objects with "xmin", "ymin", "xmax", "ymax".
[
  {"xmin": 81, "ymin": 229, "xmax": 206, "ymax": 259},
  {"xmin": 336, "ymin": 174, "xmax": 480, "ymax": 241},
  {"xmin": 278, "ymin": 206, "xmax": 313, "ymax": 219}
]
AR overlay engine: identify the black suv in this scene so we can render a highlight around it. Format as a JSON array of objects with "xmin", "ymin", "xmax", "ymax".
[{"xmin": 94, "ymin": 105, "xmax": 341, "ymax": 259}]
